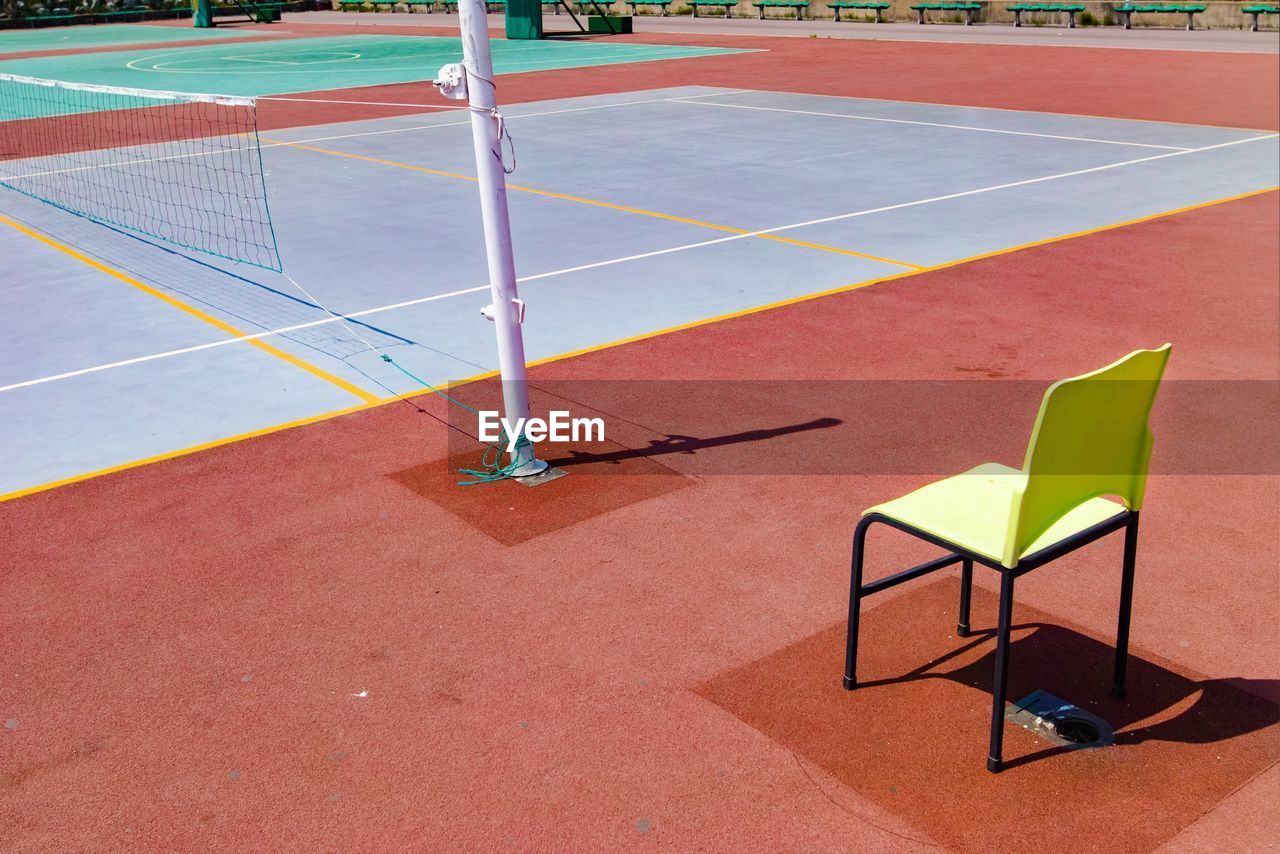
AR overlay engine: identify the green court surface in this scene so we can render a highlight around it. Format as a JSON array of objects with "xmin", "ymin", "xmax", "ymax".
[
  {"xmin": 0, "ymin": 35, "xmax": 749, "ymax": 108},
  {"xmin": 0, "ymin": 23, "xmax": 263, "ymax": 56}
]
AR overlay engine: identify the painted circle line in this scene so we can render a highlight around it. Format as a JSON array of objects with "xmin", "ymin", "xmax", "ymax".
[
  {"xmin": 116, "ymin": 42, "xmax": 722, "ymax": 76},
  {"xmin": 127, "ymin": 46, "xmax": 370, "ymax": 72}
]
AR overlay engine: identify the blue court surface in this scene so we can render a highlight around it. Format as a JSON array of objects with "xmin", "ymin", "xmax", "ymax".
[{"xmin": 1, "ymin": 86, "xmax": 1277, "ymax": 496}]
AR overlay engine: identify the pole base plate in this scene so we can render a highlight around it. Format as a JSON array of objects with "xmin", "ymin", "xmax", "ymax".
[{"xmin": 514, "ymin": 465, "xmax": 566, "ymax": 487}]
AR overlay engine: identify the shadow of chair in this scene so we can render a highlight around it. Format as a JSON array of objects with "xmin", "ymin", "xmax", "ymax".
[{"xmin": 853, "ymin": 619, "xmax": 1280, "ymax": 771}]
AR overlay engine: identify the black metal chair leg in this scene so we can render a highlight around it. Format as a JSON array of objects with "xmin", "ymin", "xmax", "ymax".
[
  {"xmin": 844, "ymin": 517, "xmax": 873, "ymax": 690},
  {"xmin": 958, "ymin": 558, "xmax": 973, "ymax": 637},
  {"xmin": 1112, "ymin": 511, "xmax": 1140, "ymax": 699},
  {"xmin": 987, "ymin": 570, "xmax": 1015, "ymax": 773}
]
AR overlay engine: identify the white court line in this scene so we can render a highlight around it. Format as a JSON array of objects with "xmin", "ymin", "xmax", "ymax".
[
  {"xmin": 126, "ymin": 45, "xmax": 761, "ymax": 75},
  {"xmin": 724, "ymin": 86, "xmax": 1280, "ymax": 133},
  {"xmin": 0, "ymin": 282, "xmax": 489, "ymax": 394},
  {"xmin": 727, "ymin": 133, "xmax": 1278, "ymax": 237},
  {"xmin": 4, "ymin": 131, "xmax": 1274, "ymax": 396},
  {"xmin": 41, "ymin": 84, "xmax": 1117, "ymax": 184},
  {"xmin": 0, "ymin": 90, "xmax": 750, "ymax": 182},
  {"xmin": 0, "ymin": 143, "xmax": 258, "ymax": 182},
  {"xmin": 265, "ymin": 89, "xmax": 755, "ymax": 146},
  {"xmin": 669, "ymin": 98, "xmax": 1195, "ymax": 150},
  {"xmin": 223, "ymin": 57, "xmax": 308, "ymax": 66},
  {"xmin": 0, "ymin": 217, "xmax": 757, "ymax": 392},
  {"xmin": 265, "ymin": 83, "xmax": 1188, "ymax": 151}
]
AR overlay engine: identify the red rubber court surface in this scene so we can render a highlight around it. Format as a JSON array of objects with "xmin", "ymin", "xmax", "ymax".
[
  {"xmin": 246, "ymin": 22, "xmax": 1280, "ymax": 131},
  {"xmin": 2, "ymin": 20, "xmax": 1278, "ymax": 851},
  {"xmin": 2, "ymin": 189, "xmax": 1276, "ymax": 851}
]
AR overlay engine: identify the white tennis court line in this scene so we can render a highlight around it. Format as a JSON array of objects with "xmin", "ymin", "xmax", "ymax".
[
  {"xmin": 2, "ymin": 84, "xmax": 1209, "ymax": 183},
  {"xmin": 730, "ymin": 86, "xmax": 1280, "ymax": 134},
  {"xmin": 262, "ymin": 89, "xmax": 756, "ymax": 146},
  {"xmin": 668, "ymin": 98, "xmax": 1196, "ymax": 151},
  {"xmin": 267, "ymin": 86, "xmax": 1207, "ymax": 150},
  {"xmin": 719, "ymin": 133, "xmax": 1278, "ymax": 237},
  {"xmin": 4, "ymin": 131, "xmax": 1274, "ymax": 396},
  {"xmin": 126, "ymin": 44, "xmax": 763, "ymax": 76},
  {"xmin": 0, "ymin": 90, "xmax": 751, "ymax": 182},
  {"xmin": 0, "ymin": 282, "xmax": 489, "ymax": 394},
  {"xmin": 0, "ymin": 145, "xmax": 257, "ymax": 182},
  {"xmin": 222, "ymin": 58, "xmax": 311, "ymax": 66}
]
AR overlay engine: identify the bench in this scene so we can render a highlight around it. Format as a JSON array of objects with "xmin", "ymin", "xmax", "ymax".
[
  {"xmin": 441, "ymin": 0, "xmax": 504, "ymax": 10},
  {"xmin": 829, "ymin": 1, "xmax": 889, "ymax": 22},
  {"xmin": 689, "ymin": 0, "xmax": 735, "ymax": 14},
  {"xmin": 911, "ymin": 1, "xmax": 980, "ymax": 24},
  {"xmin": 752, "ymin": 0, "xmax": 808, "ymax": 19},
  {"xmin": 626, "ymin": 0, "xmax": 671, "ymax": 13},
  {"xmin": 401, "ymin": 0, "xmax": 434, "ymax": 9},
  {"xmin": 1007, "ymin": 2, "xmax": 1084, "ymax": 26},
  {"xmin": 1242, "ymin": 3, "xmax": 1278, "ymax": 30},
  {"xmin": 1114, "ymin": 3, "xmax": 1205, "ymax": 30},
  {"xmin": 337, "ymin": 0, "xmax": 367, "ymax": 9},
  {"xmin": 206, "ymin": 1, "xmax": 282, "ymax": 20},
  {"xmin": 542, "ymin": 0, "xmax": 601, "ymax": 10},
  {"xmin": 248, "ymin": 2, "xmax": 283, "ymax": 20}
]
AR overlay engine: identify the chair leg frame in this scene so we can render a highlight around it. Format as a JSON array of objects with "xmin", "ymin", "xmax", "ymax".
[
  {"xmin": 987, "ymin": 569, "xmax": 1015, "ymax": 772},
  {"xmin": 844, "ymin": 509, "xmax": 1138, "ymax": 773},
  {"xmin": 843, "ymin": 515, "xmax": 870, "ymax": 691},
  {"xmin": 958, "ymin": 558, "xmax": 973, "ymax": 637},
  {"xmin": 1112, "ymin": 512, "xmax": 1140, "ymax": 699}
]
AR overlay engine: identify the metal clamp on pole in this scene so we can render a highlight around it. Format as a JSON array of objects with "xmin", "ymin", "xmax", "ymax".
[
  {"xmin": 433, "ymin": 63, "xmax": 468, "ymax": 100},
  {"xmin": 480, "ymin": 298, "xmax": 526, "ymax": 324}
]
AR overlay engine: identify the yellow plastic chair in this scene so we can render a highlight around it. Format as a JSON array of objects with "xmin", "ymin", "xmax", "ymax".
[{"xmin": 843, "ymin": 344, "xmax": 1172, "ymax": 772}]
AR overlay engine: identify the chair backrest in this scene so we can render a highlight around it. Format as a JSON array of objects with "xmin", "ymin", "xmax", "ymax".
[{"xmin": 1002, "ymin": 344, "xmax": 1172, "ymax": 567}]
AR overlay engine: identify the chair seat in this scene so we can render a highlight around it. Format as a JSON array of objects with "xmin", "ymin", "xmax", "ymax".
[{"xmin": 865, "ymin": 463, "xmax": 1126, "ymax": 566}]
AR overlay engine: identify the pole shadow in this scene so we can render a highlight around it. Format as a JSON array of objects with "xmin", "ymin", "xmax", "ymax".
[{"xmin": 543, "ymin": 416, "xmax": 844, "ymax": 469}]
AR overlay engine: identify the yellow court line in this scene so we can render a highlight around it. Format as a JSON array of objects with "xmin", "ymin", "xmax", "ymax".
[
  {"xmin": 757, "ymin": 232, "xmax": 923, "ymax": 268},
  {"xmin": 408, "ymin": 185, "xmax": 1280, "ymax": 389},
  {"xmin": 3, "ymin": 185, "xmax": 1274, "ymax": 505},
  {"xmin": 0, "ymin": 400, "xmax": 382, "ymax": 504},
  {"xmin": 264, "ymin": 138, "xmax": 925, "ymax": 271},
  {"xmin": 0, "ymin": 213, "xmax": 380, "ymax": 405}
]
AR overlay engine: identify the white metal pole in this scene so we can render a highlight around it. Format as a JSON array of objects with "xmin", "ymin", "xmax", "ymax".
[{"xmin": 456, "ymin": 0, "xmax": 547, "ymax": 477}]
